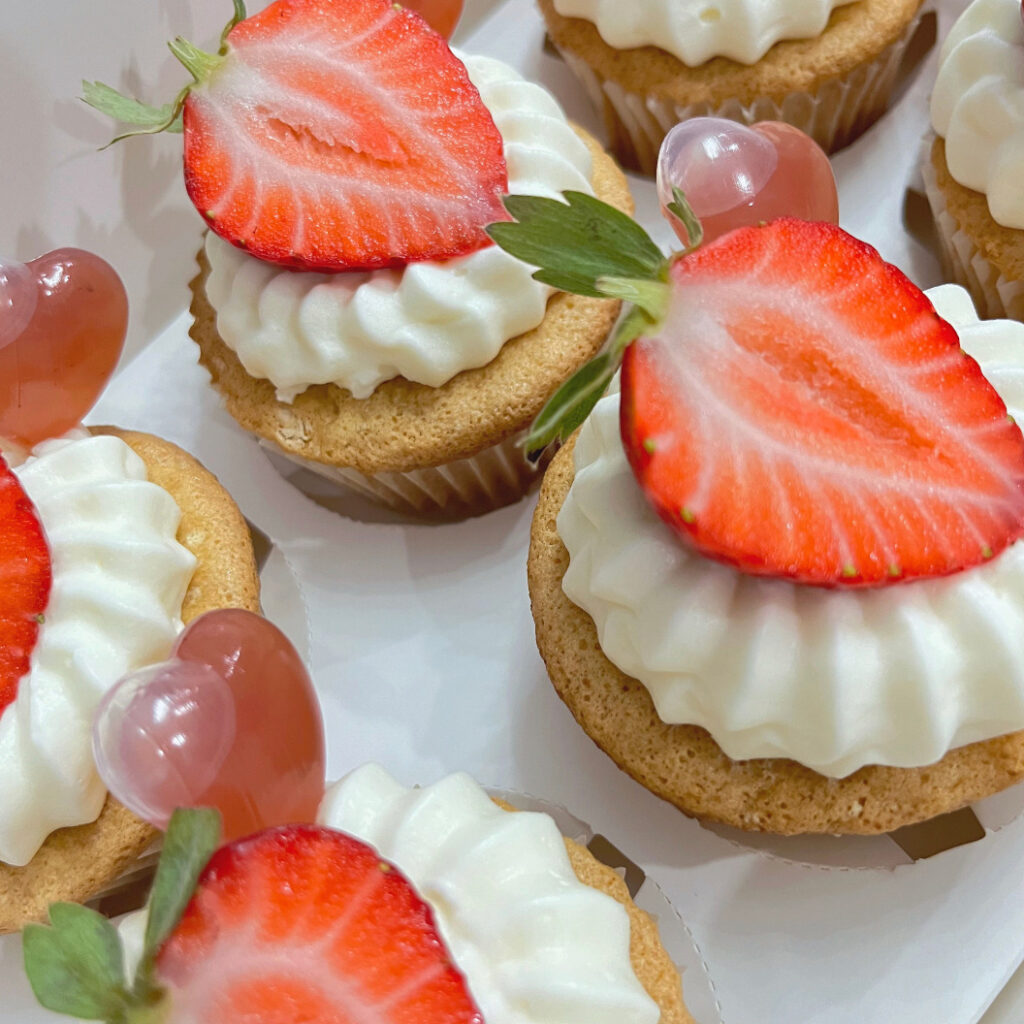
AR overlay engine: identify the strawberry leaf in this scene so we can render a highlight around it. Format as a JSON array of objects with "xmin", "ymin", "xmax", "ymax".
[
  {"xmin": 220, "ymin": 0, "xmax": 248, "ymax": 48},
  {"xmin": 81, "ymin": 0, "xmax": 235, "ymax": 149},
  {"xmin": 135, "ymin": 807, "xmax": 221, "ymax": 995},
  {"xmin": 524, "ymin": 307, "xmax": 652, "ymax": 460},
  {"xmin": 23, "ymin": 904, "xmax": 129, "ymax": 1020},
  {"xmin": 80, "ymin": 81, "xmax": 184, "ymax": 139},
  {"xmin": 488, "ymin": 191, "xmax": 667, "ymax": 299}
]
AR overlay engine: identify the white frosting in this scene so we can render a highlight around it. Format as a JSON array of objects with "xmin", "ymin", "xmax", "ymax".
[
  {"xmin": 931, "ymin": 0, "xmax": 1024, "ymax": 229},
  {"xmin": 319, "ymin": 764, "xmax": 659, "ymax": 1024},
  {"xmin": 0, "ymin": 435, "xmax": 195, "ymax": 865},
  {"xmin": 558, "ymin": 285, "xmax": 1024, "ymax": 778},
  {"xmin": 551, "ymin": 0, "xmax": 856, "ymax": 66},
  {"xmin": 204, "ymin": 54, "xmax": 594, "ymax": 401}
]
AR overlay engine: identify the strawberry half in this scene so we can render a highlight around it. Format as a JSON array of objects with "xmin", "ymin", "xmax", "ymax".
[
  {"xmin": 0, "ymin": 456, "xmax": 51, "ymax": 713},
  {"xmin": 620, "ymin": 219, "xmax": 1024, "ymax": 587},
  {"xmin": 181, "ymin": 0, "xmax": 508, "ymax": 271},
  {"xmin": 156, "ymin": 825, "xmax": 483, "ymax": 1024}
]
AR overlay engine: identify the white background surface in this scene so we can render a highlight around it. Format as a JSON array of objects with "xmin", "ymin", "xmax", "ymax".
[{"xmin": 3, "ymin": 1, "xmax": 1024, "ymax": 1022}]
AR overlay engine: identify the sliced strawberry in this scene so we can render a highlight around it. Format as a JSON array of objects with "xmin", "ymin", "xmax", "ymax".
[
  {"xmin": 0, "ymin": 456, "xmax": 51, "ymax": 713},
  {"xmin": 620, "ymin": 219, "xmax": 1024, "ymax": 587},
  {"xmin": 183, "ymin": 0, "xmax": 508, "ymax": 271},
  {"xmin": 157, "ymin": 825, "xmax": 483, "ymax": 1024}
]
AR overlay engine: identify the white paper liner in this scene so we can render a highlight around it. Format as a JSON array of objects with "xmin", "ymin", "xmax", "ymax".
[
  {"xmin": 555, "ymin": 11, "xmax": 921, "ymax": 173},
  {"xmin": 921, "ymin": 138, "xmax": 1024, "ymax": 323},
  {"xmin": 260, "ymin": 431, "xmax": 540, "ymax": 515}
]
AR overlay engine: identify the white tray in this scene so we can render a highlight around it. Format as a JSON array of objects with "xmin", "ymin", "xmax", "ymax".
[{"xmin": 5, "ymin": 1, "xmax": 1023, "ymax": 1022}]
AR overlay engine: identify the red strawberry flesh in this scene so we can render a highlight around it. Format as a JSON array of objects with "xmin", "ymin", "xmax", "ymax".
[
  {"xmin": 184, "ymin": 0, "xmax": 509, "ymax": 271},
  {"xmin": 0, "ymin": 456, "xmax": 51, "ymax": 713},
  {"xmin": 620, "ymin": 219, "xmax": 1024, "ymax": 587},
  {"xmin": 157, "ymin": 825, "xmax": 483, "ymax": 1024}
]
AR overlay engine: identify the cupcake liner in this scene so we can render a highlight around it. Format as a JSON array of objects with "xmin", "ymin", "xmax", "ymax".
[
  {"xmin": 261, "ymin": 430, "xmax": 541, "ymax": 516},
  {"xmin": 921, "ymin": 139, "xmax": 1024, "ymax": 323},
  {"xmin": 556, "ymin": 11, "xmax": 921, "ymax": 174}
]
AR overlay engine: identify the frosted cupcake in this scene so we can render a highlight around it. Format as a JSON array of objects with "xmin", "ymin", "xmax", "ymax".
[
  {"xmin": 924, "ymin": 0, "xmax": 1024, "ymax": 323},
  {"xmin": 190, "ymin": 52, "xmax": 630, "ymax": 514},
  {"xmin": 488, "ymin": 182, "xmax": 1024, "ymax": 834},
  {"xmin": 532, "ymin": 287, "xmax": 1024, "ymax": 834},
  {"xmin": 539, "ymin": 0, "xmax": 925, "ymax": 173},
  {"xmin": 86, "ymin": 0, "xmax": 631, "ymax": 515},
  {"xmin": 23, "ymin": 767, "xmax": 693, "ymax": 1024},
  {"xmin": 0, "ymin": 429, "xmax": 259, "ymax": 932}
]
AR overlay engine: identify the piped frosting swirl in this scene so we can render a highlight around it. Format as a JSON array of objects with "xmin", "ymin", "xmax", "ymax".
[
  {"xmin": 550, "ymin": 0, "xmax": 856, "ymax": 66},
  {"xmin": 0, "ymin": 435, "xmax": 195, "ymax": 865},
  {"xmin": 931, "ymin": 0, "xmax": 1024, "ymax": 230}
]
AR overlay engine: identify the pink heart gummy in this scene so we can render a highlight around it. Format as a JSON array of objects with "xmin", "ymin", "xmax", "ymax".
[
  {"xmin": 656, "ymin": 118, "xmax": 839, "ymax": 247},
  {"xmin": 0, "ymin": 248, "xmax": 128, "ymax": 448},
  {"xmin": 93, "ymin": 609, "xmax": 326, "ymax": 839}
]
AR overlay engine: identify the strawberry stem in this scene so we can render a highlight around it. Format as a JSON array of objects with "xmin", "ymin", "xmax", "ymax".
[
  {"xmin": 125, "ymin": 992, "xmax": 171, "ymax": 1024},
  {"xmin": 83, "ymin": 0, "xmax": 245, "ymax": 146},
  {"xmin": 80, "ymin": 81, "xmax": 185, "ymax": 145},
  {"xmin": 595, "ymin": 276, "xmax": 668, "ymax": 321},
  {"xmin": 523, "ymin": 305, "xmax": 657, "ymax": 460},
  {"xmin": 168, "ymin": 37, "xmax": 223, "ymax": 83}
]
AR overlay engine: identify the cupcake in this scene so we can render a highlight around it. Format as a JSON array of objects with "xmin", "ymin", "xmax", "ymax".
[
  {"xmin": 0, "ymin": 427, "xmax": 259, "ymax": 932},
  {"xmin": 499, "ymin": 199, "xmax": 1024, "ymax": 834},
  {"xmin": 86, "ymin": 0, "xmax": 632, "ymax": 515},
  {"xmin": 25, "ymin": 766, "xmax": 691, "ymax": 1024},
  {"xmin": 539, "ymin": 0, "xmax": 925, "ymax": 173},
  {"xmin": 923, "ymin": 0, "xmax": 1024, "ymax": 324}
]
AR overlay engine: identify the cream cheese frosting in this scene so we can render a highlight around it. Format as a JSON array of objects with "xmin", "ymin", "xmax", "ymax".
[
  {"xmin": 558, "ymin": 285, "xmax": 1024, "ymax": 778},
  {"xmin": 550, "ymin": 0, "xmax": 856, "ymax": 66},
  {"xmin": 0, "ymin": 434, "xmax": 195, "ymax": 866},
  {"xmin": 318, "ymin": 764, "xmax": 659, "ymax": 1024},
  {"xmin": 203, "ymin": 54, "xmax": 595, "ymax": 401},
  {"xmin": 931, "ymin": 0, "xmax": 1024, "ymax": 230}
]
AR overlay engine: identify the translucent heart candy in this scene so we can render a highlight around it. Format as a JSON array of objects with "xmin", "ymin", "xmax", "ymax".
[
  {"xmin": 0, "ymin": 248, "xmax": 128, "ymax": 447},
  {"xmin": 656, "ymin": 118, "xmax": 839, "ymax": 247},
  {"xmin": 94, "ymin": 609, "xmax": 326, "ymax": 839}
]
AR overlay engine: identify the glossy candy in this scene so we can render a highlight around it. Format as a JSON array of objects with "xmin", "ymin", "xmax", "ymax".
[
  {"xmin": 93, "ymin": 609, "xmax": 326, "ymax": 839},
  {"xmin": 0, "ymin": 249, "xmax": 128, "ymax": 448},
  {"xmin": 403, "ymin": 0, "xmax": 464, "ymax": 37},
  {"xmin": 656, "ymin": 118, "xmax": 839, "ymax": 247}
]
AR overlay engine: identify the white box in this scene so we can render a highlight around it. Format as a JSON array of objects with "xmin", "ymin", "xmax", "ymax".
[{"xmin": 5, "ymin": 2, "xmax": 1022, "ymax": 1022}]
